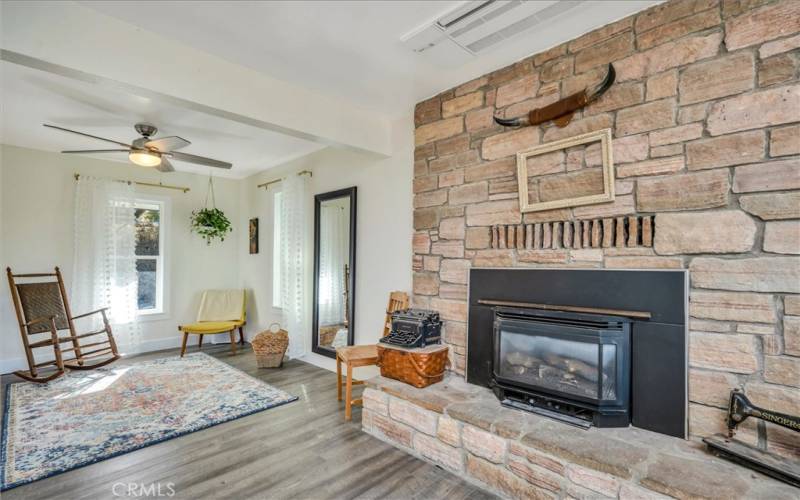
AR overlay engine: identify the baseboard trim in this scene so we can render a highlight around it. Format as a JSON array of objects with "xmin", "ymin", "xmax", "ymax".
[
  {"xmin": 0, "ymin": 336, "xmax": 187, "ymax": 375},
  {"xmin": 298, "ymin": 352, "xmax": 337, "ymax": 373},
  {"xmin": 0, "ymin": 358, "xmax": 25, "ymax": 376},
  {"xmin": 298, "ymin": 352, "xmax": 380, "ymax": 379}
]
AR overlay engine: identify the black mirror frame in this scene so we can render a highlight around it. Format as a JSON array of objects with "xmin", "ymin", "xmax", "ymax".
[{"xmin": 311, "ymin": 186, "xmax": 357, "ymax": 359}]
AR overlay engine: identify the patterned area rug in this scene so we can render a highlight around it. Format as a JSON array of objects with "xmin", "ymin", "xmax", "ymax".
[{"xmin": 1, "ymin": 352, "xmax": 297, "ymax": 490}]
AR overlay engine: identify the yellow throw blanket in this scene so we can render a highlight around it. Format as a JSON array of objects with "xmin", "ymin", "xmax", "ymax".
[{"xmin": 197, "ymin": 290, "xmax": 244, "ymax": 322}]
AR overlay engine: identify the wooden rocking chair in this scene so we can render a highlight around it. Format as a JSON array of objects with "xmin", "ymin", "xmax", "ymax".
[{"xmin": 7, "ymin": 267, "xmax": 121, "ymax": 383}]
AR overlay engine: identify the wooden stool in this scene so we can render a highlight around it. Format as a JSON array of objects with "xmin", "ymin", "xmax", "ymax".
[
  {"xmin": 335, "ymin": 291, "xmax": 409, "ymax": 421},
  {"xmin": 336, "ymin": 345, "xmax": 379, "ymax": 421}
]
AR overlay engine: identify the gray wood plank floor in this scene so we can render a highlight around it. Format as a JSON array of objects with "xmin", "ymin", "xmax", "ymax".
[{"xmin": 1, "ymin": 344, "xmax": 495, "ymax": 500}]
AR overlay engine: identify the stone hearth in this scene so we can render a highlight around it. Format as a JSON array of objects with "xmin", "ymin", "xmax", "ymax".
[{"xmin": 363, "ymin": 376, "xmax": 796, "ymax": 499}]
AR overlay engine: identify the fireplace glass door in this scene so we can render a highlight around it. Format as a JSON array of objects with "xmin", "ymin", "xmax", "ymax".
[
  {"xmin": 493, "ymin": 310, "xmax": 630, "ymax": 409},
  {"xmin": 497, "ymin": 331, "xmax": 608, "ymax": 400}
]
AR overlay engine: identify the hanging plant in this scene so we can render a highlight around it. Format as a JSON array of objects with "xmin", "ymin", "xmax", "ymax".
[
  {"xmin": 191, "ymin": 175, "xmax": 233, "ymax": 245},
  {"xmin": 191, "ymin": 207, "xmax": 232, "ymax": 244}
]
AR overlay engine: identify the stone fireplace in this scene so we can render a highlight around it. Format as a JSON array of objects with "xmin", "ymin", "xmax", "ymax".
[
  {"xmin": 363, "ymin": 1, "xmax": 798, "ymax": 496},
  {"xmin": 410, "ymin": 0, "xmax": 800, "ymax": 459}
]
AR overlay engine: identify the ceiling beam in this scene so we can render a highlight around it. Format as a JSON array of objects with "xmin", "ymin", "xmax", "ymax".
[{"xmin": 1, "ymin": 1, "xmax": 392, "ymax": 157}]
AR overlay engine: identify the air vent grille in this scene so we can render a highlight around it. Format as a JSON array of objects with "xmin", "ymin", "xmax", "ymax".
[{"xmin": 402, "ymin": 0, "xmax": 585, "ymax": 60}]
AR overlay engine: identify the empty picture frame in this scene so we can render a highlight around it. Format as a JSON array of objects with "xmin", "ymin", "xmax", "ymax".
[{"xmin": 516, "ymin": 128, "xmax": 615, "ymax": 213}]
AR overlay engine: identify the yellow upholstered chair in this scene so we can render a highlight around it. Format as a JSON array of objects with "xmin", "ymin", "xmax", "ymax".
[{"xmin": 179, "ymin": 289, "xmax": 246, "ymax": 356}]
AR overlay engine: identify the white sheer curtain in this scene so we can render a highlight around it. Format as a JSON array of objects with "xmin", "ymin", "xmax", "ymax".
[
  {"xmin": 72, "ymin": 175, "xmax": 141, "ymax": 352},
  {"xmin": 318, "ymin": 204, "xmax": 348, "ymax": 326},
  {"xmin": 279, "ymin": 173, "xmax": 309, "ymax": 359}
]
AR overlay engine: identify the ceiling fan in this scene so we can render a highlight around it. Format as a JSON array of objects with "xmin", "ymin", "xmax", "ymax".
[{"xmin": 43, "ymin": 123, "xmax": 233, "ymax": 172}]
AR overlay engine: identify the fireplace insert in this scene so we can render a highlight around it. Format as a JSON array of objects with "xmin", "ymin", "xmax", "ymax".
[{"xmin": 490, "ymin": 307, "xmax": 631, "ymax": 428}]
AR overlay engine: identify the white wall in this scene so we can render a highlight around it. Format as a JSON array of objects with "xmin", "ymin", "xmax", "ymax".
[
  {"xmin": 238, "ymin": 115, "xmax": 413, "ymax": 375},
  {"xmin": 0, "ymin": 114, "xmax": 413, "ymax": 375},
  {"xmin": 0, "ymin": 145, "xmax": 241, "ymax": 373}
]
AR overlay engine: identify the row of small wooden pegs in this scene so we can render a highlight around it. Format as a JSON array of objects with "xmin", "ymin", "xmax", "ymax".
[{"xmin": 490, "ymin": 215, "xmax": 655, "ymax": 250}]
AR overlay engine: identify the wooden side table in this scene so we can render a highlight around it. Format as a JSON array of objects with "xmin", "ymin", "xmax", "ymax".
[{"xmin": 336, "ymin": 344, "xmax": 379, "ymax": 421}]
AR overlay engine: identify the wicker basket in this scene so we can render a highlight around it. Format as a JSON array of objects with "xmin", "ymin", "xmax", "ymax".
[
  {"xmin": 376, "ymin": 344, "xmax": 449, "ymax": 388},
  {"xmin": 251, "ymin": 323, "xmax": 289, "ymax": 368}
]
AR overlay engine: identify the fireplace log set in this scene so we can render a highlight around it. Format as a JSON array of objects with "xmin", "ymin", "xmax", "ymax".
[
  {"xmin": 505, "ymin": 351, "xmax": 603, "ymax": 382},
  {"xmin": 503, "ymin": 351, "xmax": 612, "ymax": 400}
]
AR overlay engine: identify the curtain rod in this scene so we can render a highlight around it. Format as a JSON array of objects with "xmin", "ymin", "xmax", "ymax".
[
  {"xmin": 74, "ymin": 173, "xmax": 190, "ymax": 193},
  {"xmin": 257, "ymin": 170, "xmax": 313, "ymax": 190}
]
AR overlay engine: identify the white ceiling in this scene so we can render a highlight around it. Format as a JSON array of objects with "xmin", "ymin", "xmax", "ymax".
[
  {"xmin": 1, "ymin": 0, "xmax": 658, "ymax": 178},
  {"xmin": 0, "ymin": 61, "xmax": 327, "ymax": 178},
  {"xmin": 82, "ymin": 0, "xmax": 658, "ymax": 117}
]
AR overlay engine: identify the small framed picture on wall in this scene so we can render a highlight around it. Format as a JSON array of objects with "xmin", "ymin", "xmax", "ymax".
[{"xmin": 249, "ymin": 217, "xmax": 259, "ymax": 254}]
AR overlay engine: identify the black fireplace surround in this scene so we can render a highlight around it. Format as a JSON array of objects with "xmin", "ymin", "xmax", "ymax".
[{"xmin": 467, "ymin": 268, "xmax": 688, "ymax": 439}]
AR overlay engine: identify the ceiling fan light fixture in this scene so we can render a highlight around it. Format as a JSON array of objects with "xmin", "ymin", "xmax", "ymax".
[
  {"xmin": 129, "ymin": 149, "xmax": 162, "ymax": 167},
  {"xmin": 43, "ymin": 123, "xmax": 232, "ymax": 170}
]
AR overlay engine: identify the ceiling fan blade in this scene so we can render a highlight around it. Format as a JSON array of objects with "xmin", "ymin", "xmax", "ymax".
[
  {"xmin": 62, "ymin": 149, "xmax": 130, "ymax": 154},
  {"xmin": 43, "ymin": 124, "xmax": 133, "ymax": 148},
  {"xmin": 169, "ymin": 151, "xmax": 232, "ymax": 169},
  {"xmin": 145, "ymin": 136, "xmax": 191, "ymax": 152},
  {"xmin": 156, "ymin": 158, "xmax": 175, "ymax": 173}
]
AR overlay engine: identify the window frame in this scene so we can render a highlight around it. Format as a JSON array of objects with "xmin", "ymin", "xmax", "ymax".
[{"xmin": 134, "ymin": 195, "xmax": 170, "ymax": 320}]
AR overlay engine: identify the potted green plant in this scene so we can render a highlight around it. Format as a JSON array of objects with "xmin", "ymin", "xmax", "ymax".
[
  {"xmin": 191, "ymin": 207, "xmax": 232, "ymax": 244},
  {"xmin": 191, "ymin": 175, "xmax": 233, "ymax": 245}
]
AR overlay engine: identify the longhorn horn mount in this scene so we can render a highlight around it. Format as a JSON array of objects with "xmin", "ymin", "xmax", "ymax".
[{"xmin": 493, "ymin": 63, "xmax": 616, "ymax": 129}]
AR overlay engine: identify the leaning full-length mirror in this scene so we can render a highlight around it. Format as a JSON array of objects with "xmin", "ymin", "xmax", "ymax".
[{"xmin": 312, "ymin": 187, "xmax": 356, "ymax": 358}]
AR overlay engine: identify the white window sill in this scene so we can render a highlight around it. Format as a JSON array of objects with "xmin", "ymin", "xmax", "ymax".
[{"xmin": 137, "ymin": 310, "xmax": 170, "ymax": 322}]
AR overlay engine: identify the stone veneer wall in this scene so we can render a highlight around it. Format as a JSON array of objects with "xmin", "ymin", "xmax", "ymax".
[{"xmin": 411, "ymin": 0, "xmax": 800, "ymax": 456}]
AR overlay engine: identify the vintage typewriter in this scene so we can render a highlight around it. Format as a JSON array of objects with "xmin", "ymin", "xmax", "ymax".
[{"xmin": 379, "ymin": 309, "xmax": 442, "ymax": 348}]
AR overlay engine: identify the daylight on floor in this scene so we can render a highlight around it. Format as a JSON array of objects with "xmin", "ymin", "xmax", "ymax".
[{"xmin": 1, "ymin": 0, "xmax": 799, "ymax": 498}]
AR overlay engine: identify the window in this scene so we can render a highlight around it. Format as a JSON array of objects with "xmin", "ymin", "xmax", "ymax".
[
  {"xmin": 272, "ymin": 191, "xmax": 282, "ymax": 308},
  {"xmin": 135, "ymin": 200, "xmax": 166, "ymax": 315}
]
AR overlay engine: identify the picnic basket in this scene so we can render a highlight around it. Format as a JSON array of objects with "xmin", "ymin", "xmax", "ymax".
[{"xmin": 376, "ymin": 344, "xmax": 449, "ymax": 388}]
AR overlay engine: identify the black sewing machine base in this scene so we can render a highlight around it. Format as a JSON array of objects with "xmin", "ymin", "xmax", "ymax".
[{"xmin": 704, "ymin": 434, "xmax": 800, "ymax": 488}]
